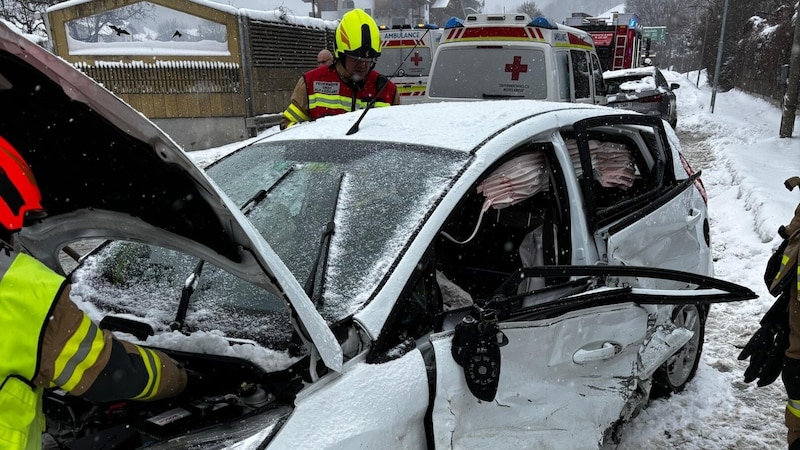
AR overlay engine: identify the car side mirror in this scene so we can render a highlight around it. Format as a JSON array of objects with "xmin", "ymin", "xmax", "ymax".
[{"xmin": 670, "ymin": 83, "xmax": 680, "ymax": 90}]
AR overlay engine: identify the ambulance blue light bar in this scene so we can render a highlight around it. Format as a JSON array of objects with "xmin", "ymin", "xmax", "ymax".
[
  {"xmin": 528, "ymin": 16, "xmax": 557, "ymax": 29},
  {"xmin": 444, "ymin": 17, "xmax": 465, "ymax": 29}
]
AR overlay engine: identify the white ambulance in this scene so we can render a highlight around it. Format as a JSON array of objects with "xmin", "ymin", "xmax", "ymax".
[
  {"xmin": 427, "ymin": 14, "xmax": 606, "ymax": 104},
  {"xmin": 375, "ymin": 24, "xmax": 442, "ymax": 104}
]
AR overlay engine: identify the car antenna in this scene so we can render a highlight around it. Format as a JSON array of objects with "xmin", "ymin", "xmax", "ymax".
[{"xmin": 346, "ymin": 27, "xmax": 431, "ymax": 135}]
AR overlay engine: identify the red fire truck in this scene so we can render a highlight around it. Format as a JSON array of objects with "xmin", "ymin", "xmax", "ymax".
[{"xmin": 564, "ymin": 12, "xmax": 647, "ymax": 72}]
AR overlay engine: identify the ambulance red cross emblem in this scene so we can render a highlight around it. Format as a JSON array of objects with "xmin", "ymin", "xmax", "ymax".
[
  {"xmin": 505, "ymin": 56, "xmax": 527, "ymax": 80},
  {"xmin": 410, "ymin": 51, "xmax": 423, "ymax": 66}
]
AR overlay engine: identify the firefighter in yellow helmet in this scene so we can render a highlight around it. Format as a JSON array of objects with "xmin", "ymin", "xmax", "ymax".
[
  {"xmin": 280, "ymin": 8, "xmax": 400, "ymax": 129},
  {"xmin": 0, "ymin": 135, "xmax": 187, "ymax": 449}
]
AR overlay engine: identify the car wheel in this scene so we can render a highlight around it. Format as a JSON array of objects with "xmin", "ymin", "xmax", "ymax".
[{"xmin": 651, "ymin": 303, "xmax": 705, "ymax": 398}]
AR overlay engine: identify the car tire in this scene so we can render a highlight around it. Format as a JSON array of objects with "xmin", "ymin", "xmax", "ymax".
[{"xmin": 651, "ymin": 303, "xmax": 705, "ymax": 398}]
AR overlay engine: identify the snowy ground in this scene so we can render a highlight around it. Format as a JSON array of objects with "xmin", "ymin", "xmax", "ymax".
[{"xmin": 614, "ymin": 71, "xmax": 800, "ymax": 450}]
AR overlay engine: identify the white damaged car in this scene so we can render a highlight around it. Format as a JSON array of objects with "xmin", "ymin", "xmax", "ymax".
[{"xmin": 0, "ymin": 21, "xmax": 755, "ymax": 450}]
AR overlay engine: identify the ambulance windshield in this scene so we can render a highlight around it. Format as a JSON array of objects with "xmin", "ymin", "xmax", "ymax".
[{"xmin": 428, "ymin": 47, "xmax": 548, "ymax": 99}]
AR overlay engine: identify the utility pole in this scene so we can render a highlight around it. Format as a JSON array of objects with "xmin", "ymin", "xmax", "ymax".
[
  {"xmin": 696, "ymin": 10, "xmax": 709, "ymax": 87},
  {"xmin": 780, "ymin": 3, "xmax": 800, "ymax": 138},
  {"xmin": 710, "ymin": 0, "xmax": 729, "ymax": 114}
]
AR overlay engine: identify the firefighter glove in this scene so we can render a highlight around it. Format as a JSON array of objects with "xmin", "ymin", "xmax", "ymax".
[
  {"xmin": 738, "ymin": 318, "xmax": 789, "ymax": 387},
  {"xmin": 784, "ymin": 176, "xmax": 800, "ymax": 191}
]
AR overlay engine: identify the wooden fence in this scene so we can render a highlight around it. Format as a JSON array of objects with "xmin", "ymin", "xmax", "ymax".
[{"xmin": 76, "ymin": 61, "xmax": 245, "ymax": 118}]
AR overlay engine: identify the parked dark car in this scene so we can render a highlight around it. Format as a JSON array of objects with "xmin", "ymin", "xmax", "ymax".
[{"xmin": 604, "ymin": 66, "xmax": 680, "ymax": 129}]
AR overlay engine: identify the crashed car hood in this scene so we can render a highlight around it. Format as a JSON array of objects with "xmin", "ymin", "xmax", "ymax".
[{"xmin": 0, "ymin": 22, "xmax": 342, "ymax": 372}]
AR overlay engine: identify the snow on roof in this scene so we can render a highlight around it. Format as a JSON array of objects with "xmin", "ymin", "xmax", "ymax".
[
  {"xmin": 268, "ymin": 100, "xmax": 603, "ymax": 152},
  {"xmin": 239, "ymin": 7, "xmax": 337, "ymax": 28},
  {"xmin": 597, "ymin": 3, "xmax": 626, "ymax": 19},
  {"xmin": 46, "ymin": 0, "xmax": 336, "ymax": 29},
  {"xmin": 603, "ymin": 66, "xmax": 657, "ymax": 79},
  {"xmin": 49, "ymin": 0, "xmax": 235, "ymax": 14}
]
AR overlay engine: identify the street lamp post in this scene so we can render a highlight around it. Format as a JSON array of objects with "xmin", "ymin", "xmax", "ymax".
[{"xmin": 696, "ymin": 11, "xmax": 709, "ymax": 87}]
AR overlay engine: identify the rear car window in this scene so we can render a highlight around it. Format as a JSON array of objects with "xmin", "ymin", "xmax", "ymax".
[
  {"xmin": 605, "ymin": 74, "xmax": 656, "ymax": 94},
  {"xmin": 429, "ymin": 47, "xmax": 548, "ymax": 99}
]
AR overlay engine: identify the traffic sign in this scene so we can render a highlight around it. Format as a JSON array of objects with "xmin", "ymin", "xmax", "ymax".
[{"xmin": 643, "ymin": 26, "xmax": 666, "ymax": 42}]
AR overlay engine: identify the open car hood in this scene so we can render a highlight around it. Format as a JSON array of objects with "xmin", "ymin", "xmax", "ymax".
[{"xmin": 0, "ymin": 22, "xmax": 342, "ymax": 372}]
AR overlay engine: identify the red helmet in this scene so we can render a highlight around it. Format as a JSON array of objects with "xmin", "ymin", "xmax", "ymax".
[{"xmin": 0, "ymin": 136, "xmax": 44, "ymax": 231}]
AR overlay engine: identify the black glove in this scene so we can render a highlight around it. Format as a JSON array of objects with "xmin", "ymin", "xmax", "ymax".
[{"xmin": 738, "ymin": 316, "xmax": 789, "ymax": 387}]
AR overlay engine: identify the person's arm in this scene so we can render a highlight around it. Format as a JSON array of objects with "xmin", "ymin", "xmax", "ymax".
[
  {"xmin": 34, "ymin": 286, "xmax": 186, "ymax": 402},
  {"xmin": 280, "ymin": 77, "xmax": 311, "ymax": 130}
]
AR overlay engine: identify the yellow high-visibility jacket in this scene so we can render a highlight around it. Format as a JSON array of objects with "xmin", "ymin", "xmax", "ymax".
[{"xmin": 0, "ymin": 246, "xmax": 186, "ymax": 449}]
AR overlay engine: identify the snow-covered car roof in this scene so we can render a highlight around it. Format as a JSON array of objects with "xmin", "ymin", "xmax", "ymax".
[
  {"xmin": 603, "ymin": 66, "xmax": 659, "ymax": 80},
  {"xmin": 271, "ymin": 100, "xmax": 610, "ymax": 150},
  {"xmin": 602, "ymin": 66, "xmax": 662, "ymax": 96}
]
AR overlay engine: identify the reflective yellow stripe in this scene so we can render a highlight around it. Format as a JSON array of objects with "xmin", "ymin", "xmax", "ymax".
[
  {"xmin": 52, "ymin": 315, "xmax": 105, "ymax": 391},
  {"xmin": 132, "ymin": 347, "xmax": 162, "ymax": 400},
  {"xmin": 283, "ymin": 103, "xmax": 309, "ymax": 125},
  {"xmin": 776, "ymin": 255, "xmax": 790, "ymax": 281},
  {"xmin": 309, "ymin": 92, "xmax": 392, "ymax": 112},
  {"xmin": 309, "ymin": 93, "xmax": 352, "ymax": 111},
  {"xmin": 789, "ymin": 399, "xmax": 800, "ymax": 418}
]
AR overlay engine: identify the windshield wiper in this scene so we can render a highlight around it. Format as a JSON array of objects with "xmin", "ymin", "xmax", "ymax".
[
  {"xmin": 242, "ymin": 165, "xmax": 295, "ymax": 215},
  {"xmin": 170, "ymin": 165, "xmax": 296, "ymax": 331},
  {"xmin": 303, "ymin": 173, "xmax": 344, "ymax": 306}
]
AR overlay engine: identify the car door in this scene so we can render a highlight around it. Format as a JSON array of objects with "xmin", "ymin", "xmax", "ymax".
[
  {"xmin": 571, "ymin": 115, "xmax": 712, "ymax": 284},
  {"xmin": 425, "ymin": 267, "xmax": 755, "ymax": 449},
  {"xmin": 418, "ymin": 141, "xmax": 656, "ymax": 447},
  {"xmin": 430, "ymin": 300, "xmax": 648, "ymax": 448}
]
